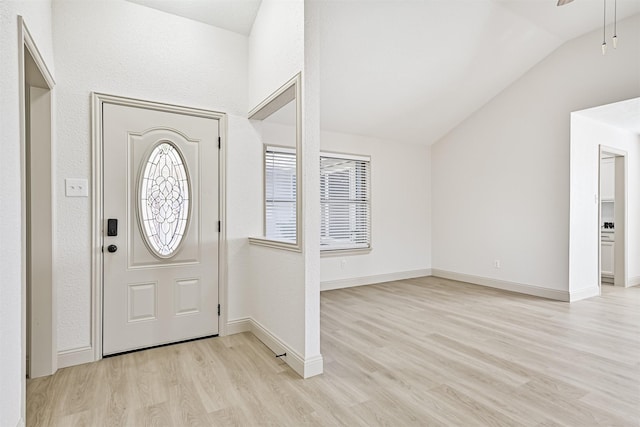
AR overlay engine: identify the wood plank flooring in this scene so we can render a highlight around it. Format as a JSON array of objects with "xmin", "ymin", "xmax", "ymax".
[{"xmin": 27, "ymin": 277, "xmax": 640, "ymax": 426}]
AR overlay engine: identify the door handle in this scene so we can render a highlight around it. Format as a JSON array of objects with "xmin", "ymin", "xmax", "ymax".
[{"xmin": 107, "ymin": 244, "xmax": 118, "ymax": 253}]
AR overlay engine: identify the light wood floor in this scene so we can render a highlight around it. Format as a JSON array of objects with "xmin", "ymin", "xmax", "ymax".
[{"xmin": 27, "ymin": 277, "xmax": 640, "ymax": 426}]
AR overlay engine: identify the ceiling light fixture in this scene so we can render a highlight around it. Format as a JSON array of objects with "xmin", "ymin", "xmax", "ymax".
[{"xmin": 557, "ymin": 0, "xmax": 619, "ymax": 54}]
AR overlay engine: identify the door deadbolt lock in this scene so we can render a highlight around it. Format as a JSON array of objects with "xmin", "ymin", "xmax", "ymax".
[{"xmin": 107, "ymin": 244, "xmax": 118, "ymax": 253}]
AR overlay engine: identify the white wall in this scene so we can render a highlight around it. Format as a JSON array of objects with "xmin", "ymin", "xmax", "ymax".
[
  {"xmin": 569, "ymin": 108, "xmax": 640, "ymax": 296},
  {"xmin": 248, "ymin": 0, "xmax": 303, "ymax": 109},
  {"xmin": 0, "ymin": 2, "xmax": 55, "ymax": 425},
  {"xmin": 52, "ymin": 0, "xmax": 255, "ymax": 353},
  {"xmin": 319, "ymin": 131, "xmax": 431, "ymax": 289},
  {"xmin": 302, "ymin": 0, "xmax": 321, "ymax": 362},
  {"xmin": 246, "ymin": 0, "xmax": 323, "ymax": 376},
  {"xmin": 245, "ymin": 0, "xmax": 307, "ymax": 359},
  {"xmin": 431, "ymin": 14, "xmax": 640, "ymax": 298}
]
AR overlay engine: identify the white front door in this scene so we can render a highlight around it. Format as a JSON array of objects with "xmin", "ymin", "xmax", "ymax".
[{"xmin": 103, "ymin": 102, "xmax": 219, "ymax": 355}]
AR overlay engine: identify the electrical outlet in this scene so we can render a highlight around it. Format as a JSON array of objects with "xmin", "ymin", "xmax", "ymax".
[
  {"xmin": 494, "ymin": 260, "xmax": 501, "ymax": 269},
  {"xmin": 65, "ymin": 178, "xmax": 89, "ymax": 197}
]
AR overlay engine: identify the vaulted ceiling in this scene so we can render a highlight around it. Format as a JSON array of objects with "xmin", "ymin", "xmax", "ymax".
[
  {"xmin": 127, "ymin": 0, "xmax": 262, "ymax": 35},
  {"xmin": 319, "ymin": 0, "xmax": 640, "ymax": 145},
  {"xmin": 128, "ymin": 0, "xmax": 640, "ymax": 144}
]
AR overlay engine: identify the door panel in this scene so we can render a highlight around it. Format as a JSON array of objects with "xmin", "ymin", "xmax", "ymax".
[{"xmin": 103, "ymin": 103, "xmax": 219, "ymax": 355}]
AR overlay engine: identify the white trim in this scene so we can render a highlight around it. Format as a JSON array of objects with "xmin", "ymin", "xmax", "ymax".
[
  {"xmin": 249, "ymin": 74, "xmax": 303, "ymax": 252},
  {"xmin": 321, "ymin": 269, "xmax": 431, "ymax": 291},
  {"xmin": 321, "ymin": 247, "xmax": 372, "ymax": 257},
  {"xmin": 266, "ymin": 145, "xmax": 296, "ymax": 155},
  {"xmin": 321, "ymin": 150, "xmax": 370, "ymax": 163},
  {"xmin": 19, "ymin": 19, "xmax": 57, "ymax": 416},
  {"xmin": 629, "ymin": 276, "xmax": 640, "ymax": 287},
  {"xmin": 218, "ymin": 116, "xmax": 229, "ymax": 336},
  {"xmin": 19, "ymin": 17, "xmax": 56, "ymax": 88},
  {"xmin": 248, "ymin": 236, "xmax": 302, "ymax": 252},
  {"xmin": 248, "ymin": 81, "xmax": 296, "ymax": 120},
  {"xmin": 248, "ymin": 318, "xmax": 323, "ymax": 379},
  {"xmin": 569, "ymin": 286, "xmax": 600, "ymax": 302},
  {"xmin": 91, "ymin": 93, "xmax": 228, "ymax": 364},
  {"xmin": 57, "ymin": 346, "xmax": 94, "ymax": 369},
  {"xmin": 226, "ymin": 317, "xmax": 252, "ymax": 335},
  {"xmin": 226, "ymin": 317, "xmax": 323, "ymax": 378},
  {"xmin": 249, "ymin": 318, "xmax": 305, "ymax": 377},
  {"xmin": 16, "ymin": 418, "xmax": 25, "ymax": 427},
  {"xmin": 599, "ymin": 145, "xmax": 628, "ymax": 289},
  {"xmin": 430, "ymin": 269, "xmax": 570, "ymax": 302},
  {"xmin": 303, "ymin": 355, "xmax": 325, "ymax": 378}
]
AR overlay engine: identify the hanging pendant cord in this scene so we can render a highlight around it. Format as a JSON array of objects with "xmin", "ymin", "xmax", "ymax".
[
  {"xmin": 602, "ymin": 0, "xmax": 607, "ymax": 54},
  {"xmin": 613, "ymin": 0, "xmax": 617, "ymax": 38}
]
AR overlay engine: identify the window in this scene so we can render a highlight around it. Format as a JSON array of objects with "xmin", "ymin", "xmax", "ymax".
[
  {"xmin": 139, "ymin": 142, "xmax": 190, "ymax": 258},
  {"xmin": 264, "ymin": 146, "xmax": 371, "ymax": 251},
  {"xmin": 265, "ymin": 146, "xmax": 297, "ymax": 243},
  {"xmin": 320, "ymin": 153, "xmax": 370, "ymax": 251}
]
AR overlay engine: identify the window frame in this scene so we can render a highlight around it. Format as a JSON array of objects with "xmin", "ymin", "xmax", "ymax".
[
  {"xmin": 247, "ymin": 74, "xmax": 302, "ymax": 252},
  {"xmin": 263, "ymin": 144, "xmax": 297, "ymax": 244},
  {"xmin": 319, "ymin": 151, "xmax": 372, "ymax": 255},
  {"xmin": 259, "ymin": 145, "xmax": 372, "ymax": 255}
]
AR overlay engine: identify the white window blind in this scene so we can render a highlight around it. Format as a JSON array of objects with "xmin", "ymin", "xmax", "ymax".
[
  {"xmin": 264, "ymin": 147, "xmax": 371, "ymax": 251},
  {"xmin": 265, "ymin": 146, "xmax": 297, "ymax": 243},
  {"xmin": 320, "ymin": 153, "xmax": 370, "ymax": 251}
]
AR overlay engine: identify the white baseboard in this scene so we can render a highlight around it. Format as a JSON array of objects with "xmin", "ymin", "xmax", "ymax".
[
  {"xmin": 569, "ymin": 286, "xmax": 600, "ymax": 302},
  {"xmin": 303, "ymin": 354, "xmax": 324, "ymax": 378},
  {"xmin": 249, "ymin": 318, "xmax": 306, "ymax": 377},
  {"xmin": 227, "ymin": 317, "xmax": 323, "ymax": 379},
  {"xmin": 57, "ymin": 346, "xmax": 94, "ymax": 369},
  {"xmin": 16, "ymin": 418, "xmax": 25, "ymax": 427},
  {"xmin": 629, "ymin": 276, "xmax": 640, "ymax": 287},
  {"xmin": 226, "ymin": 317, "xmax": 252, "ymax": 335},
  {"xmin": 431, "ymin": 269, "xmax": 570, "ymax": 302},
  {"xmin": 321, "ymin": 268, "xmax": 432, "ymax": 291}
]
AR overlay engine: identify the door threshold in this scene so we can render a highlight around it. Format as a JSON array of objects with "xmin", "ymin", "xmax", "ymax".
[{"xmin": 103, "ymin": 334, "xmax": 219, "ymax": 358}]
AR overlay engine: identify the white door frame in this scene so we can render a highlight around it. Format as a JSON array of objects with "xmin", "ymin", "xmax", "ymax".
[
  {"xmin": 19, "ymin": 15, "xmax": 56, "ymax": 382},
  {"xmin": 598, "ymin": 145, "xmax": 628, "ymax": 288},
  {"xmin": 91, "ymin": 93, "xmax": 228, "ymax": 361}
]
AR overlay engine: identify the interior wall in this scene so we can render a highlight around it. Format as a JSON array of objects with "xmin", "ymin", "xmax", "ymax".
[
  {"xmin": 52, "ymin": 0, "xmax": 255, "ymax": 353},
  {"xmin": 569, "ymin": 109, "xmax": 640, "ymax": 295},
  {"xmin": 248, "ymin": 0, "xmax": 303, "ymax": 109},
  {"xmin": 246, "ymin": 0, "xmax": 311, "ymax": 364},
  {"xmin": 0, "ymin": 2, "xmax": 55, "ymax": 426},
  {"xmin": 319, "ymin": 130, "xmax": 431, "ymax": 289},
  {"xmin": 431, "ymin": 14, "xmax": 640, "ymax": 297},
  {"xmin": 302, "ymin": 0, "xmax": 321, "ymax": 365}
]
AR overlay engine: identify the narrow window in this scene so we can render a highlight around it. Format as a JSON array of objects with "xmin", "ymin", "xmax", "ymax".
[
  {"xmin": 320, "ymin": 153, "xmax": 371, "ymax": 251},
  {"xmin": 264, "ymin": 146, "xmax": 297, "ymax": 243}
]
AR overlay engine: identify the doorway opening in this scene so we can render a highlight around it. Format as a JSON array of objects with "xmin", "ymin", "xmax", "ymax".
[
  {"xmin": 20, "ymin": 16, "xmax": 56, "ymax": 380},
  {"xmin": 598, "ymin": 146, "xmax": 627, "ymax": 289}
]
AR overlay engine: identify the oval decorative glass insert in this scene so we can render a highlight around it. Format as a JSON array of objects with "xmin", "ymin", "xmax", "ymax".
[{"xmin": 139, "ymin": 142, "xmax": 190, "ymax": 257}]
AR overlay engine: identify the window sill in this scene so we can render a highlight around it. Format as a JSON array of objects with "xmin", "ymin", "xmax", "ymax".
[
  {"xmin": 248, "ymin": 237, "xmax": 301, "ymax": 253},
  {"xmin": 321, "ymin": 247, "xmax": 372, "ymax": 258}
]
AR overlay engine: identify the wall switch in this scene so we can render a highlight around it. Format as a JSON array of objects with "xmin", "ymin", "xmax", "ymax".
[
  {"xmin": 494, "ymin": 260, "xmax": 501, "ymax": 269},
  {"xmin": 65, "ymin": 178, "xmax": 89, "ymax": 197}
]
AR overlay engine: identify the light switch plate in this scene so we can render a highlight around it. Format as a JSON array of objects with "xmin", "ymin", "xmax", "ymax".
[{"xmin": 65, "ymin": 178, "xmax": 89, "ymax": 197}]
